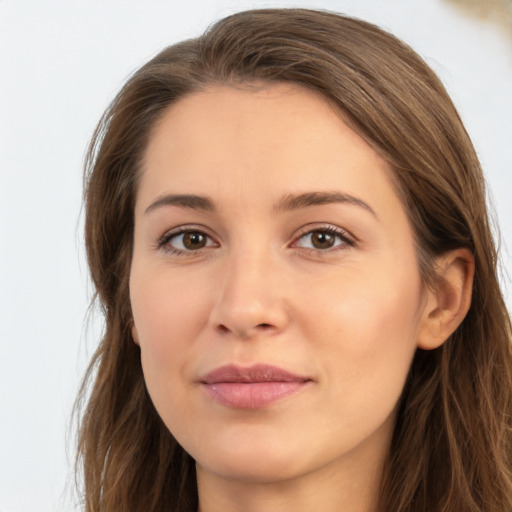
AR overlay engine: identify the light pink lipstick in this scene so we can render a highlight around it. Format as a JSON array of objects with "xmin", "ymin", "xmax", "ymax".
[{"xmin": 200, "ymin": 364, "xmax": 311, "ymax": 409}]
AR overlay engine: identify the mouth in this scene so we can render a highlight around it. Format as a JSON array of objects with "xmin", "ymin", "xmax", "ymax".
[{"xmin": 200, "ymin": 364, "xmax": 312, "ymax": 409}]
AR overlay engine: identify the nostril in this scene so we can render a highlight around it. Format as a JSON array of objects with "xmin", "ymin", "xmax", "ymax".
[
  {"xmin": 216, "ymin": 322, "xmax": 274, "ymax": 337},
  {"xmin": 217, "ymin": 324, "xmax": 230, "ymax": 334}
]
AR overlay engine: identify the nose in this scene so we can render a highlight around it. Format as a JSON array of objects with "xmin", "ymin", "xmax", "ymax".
[{"xmin": 208, "ymin": 249, "xmax": 290, "ymax": 340}]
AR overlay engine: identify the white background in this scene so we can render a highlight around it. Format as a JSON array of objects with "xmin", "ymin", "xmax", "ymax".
[{"xmin": 1, "ymin": 1, "xmax": 511, "ymax": 511}]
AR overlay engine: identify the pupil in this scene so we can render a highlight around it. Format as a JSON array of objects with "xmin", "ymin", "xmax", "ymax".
[
  {"xmin": 312, "ymin": 231, "xmax": 334, "ymax": 249},
  {"xmin": 183, "ymin": 232, "xmax": 206, "ymax": 249}
]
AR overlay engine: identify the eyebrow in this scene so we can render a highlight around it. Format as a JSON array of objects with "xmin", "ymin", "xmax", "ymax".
[
  {"xmin": 144, "ymin": 190, "xmax": 377, "ymax": 218},
  {"xmin": 144, "ymin": 194, "xmax": 216, "ymax": 215},
  {"xmin": 274, "ymin": 191, "xmax": 377, "ymax": 218}
]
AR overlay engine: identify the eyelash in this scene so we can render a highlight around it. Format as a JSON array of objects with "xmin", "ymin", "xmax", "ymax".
[
  {"xmin": 291, "ymin": 225, "xmax": 355, "ymax": 253},
  {"xmin": 156, "ymin": 224, "xmax": 355, "ymax": 256},
  {"xmin": 156, "ymin": 226, "xmax": 217, "ymax": 256}
]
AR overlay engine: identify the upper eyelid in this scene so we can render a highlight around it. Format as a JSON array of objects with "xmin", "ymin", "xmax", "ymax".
[
  {"xmin": 159, "ymin": 224, "xmax": 216, "ymax": 239},
  {"xmin": 292, "ymin": 223, "xmax": 355, "ymax": 241}
]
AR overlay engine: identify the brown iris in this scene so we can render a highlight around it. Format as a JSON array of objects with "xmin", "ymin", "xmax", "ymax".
[
  {"xmin": 182, "ymin": 232, "xmax": 207, "ymax": 250},
  {"xmin": 310, "ymin": 231, "xmax": 336, "ymax": 249}
]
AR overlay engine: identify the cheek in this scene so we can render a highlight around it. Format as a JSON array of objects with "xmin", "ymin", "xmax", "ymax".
[
  {"xmin": 129, "ymin": 268, "xmax": 213, "ymax": 405},
  {"xmin": 132, "ymin": 265, "xmax": 213, "ymax": 338},
  {"xmin": 303, "ymin": 256, "xmax": 422, "ymax": 341},
  {"xmin": 303, "ymin": 262, "xmax": 423, "ymax": 414}
]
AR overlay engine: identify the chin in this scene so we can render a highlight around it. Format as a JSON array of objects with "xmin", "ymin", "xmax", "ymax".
[
  {"xmin": 198, "ymin": 450, "xmax": 306, "ymax": 485},
  {"xmin": 190, "ymin": 426, "xmax": 311, "ymax": 484}
]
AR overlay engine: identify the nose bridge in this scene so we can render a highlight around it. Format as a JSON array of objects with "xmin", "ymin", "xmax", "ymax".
[
  {"xmin": 224, "ymin": 246, "xmax": 272, "ymax": 303},
  {"xmin": 210, "ymin": 238, "xmax": 288, "ymax": 338}
]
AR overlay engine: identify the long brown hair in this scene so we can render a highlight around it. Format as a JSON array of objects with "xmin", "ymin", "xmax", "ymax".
[{"xmin": 77, "ymin": 8, "xmax": 512, "ymax": 511}]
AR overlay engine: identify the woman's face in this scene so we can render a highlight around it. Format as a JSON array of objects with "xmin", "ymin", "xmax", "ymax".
[{"xmin": 130, "ymin": 84, "xmax": 428, "ymax": 487}]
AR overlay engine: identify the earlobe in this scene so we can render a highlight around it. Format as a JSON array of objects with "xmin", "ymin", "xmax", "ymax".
[
  {"xmin": 131, "ymin": 321, "xmax": 140, "ymax": 346},
  {"xmin": 417, "ymin": 248, "xmax": 474, "ymax": 350}
]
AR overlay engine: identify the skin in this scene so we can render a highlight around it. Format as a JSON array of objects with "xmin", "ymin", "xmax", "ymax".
[{"xmin": 129, "ymin": 84, "xmax": 472, "ymax": 512}]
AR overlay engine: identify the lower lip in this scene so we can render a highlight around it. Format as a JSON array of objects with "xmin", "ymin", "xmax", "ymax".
[{"xmin": 202, "ymin": 381, "xmax": 309, "ymax": 409}]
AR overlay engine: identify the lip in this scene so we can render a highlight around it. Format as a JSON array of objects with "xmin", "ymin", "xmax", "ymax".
[{"xmin": 200, "ymin": 364, "xmax": 312, "ymax": 409}]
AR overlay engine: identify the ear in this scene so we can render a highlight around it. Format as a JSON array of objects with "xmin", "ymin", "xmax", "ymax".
[
  {"xmin": 417, "ymin": 248, "xmax": 474, "ymax": 350},
  {"xmin": 130, "ymin": 321, "xmax": 140, "ymax": 346}
]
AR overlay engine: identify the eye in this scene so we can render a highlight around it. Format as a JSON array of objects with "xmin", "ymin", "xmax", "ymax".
[
  {"xmin": 293, "ymin": 227, "xmax": 354, "ymax": 251},
  {"xmin": 158, "ymin": 229, "xmax": 217, "ymax": 254}
]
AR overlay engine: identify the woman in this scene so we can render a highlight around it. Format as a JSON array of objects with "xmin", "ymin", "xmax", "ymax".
[{"xmin": 76, "ymin": 8, "xmax": 512, "ymax": 512}]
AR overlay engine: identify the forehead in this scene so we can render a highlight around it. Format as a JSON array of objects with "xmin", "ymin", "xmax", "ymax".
[{"xmin": 137, "ymin": 83, "xmax": 400, "ymax": 217}]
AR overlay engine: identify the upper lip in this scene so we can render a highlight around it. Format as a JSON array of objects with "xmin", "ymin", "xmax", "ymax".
[{"xmin": 200, "ymin": 364, "xmax": 311, "ymax": 384}]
